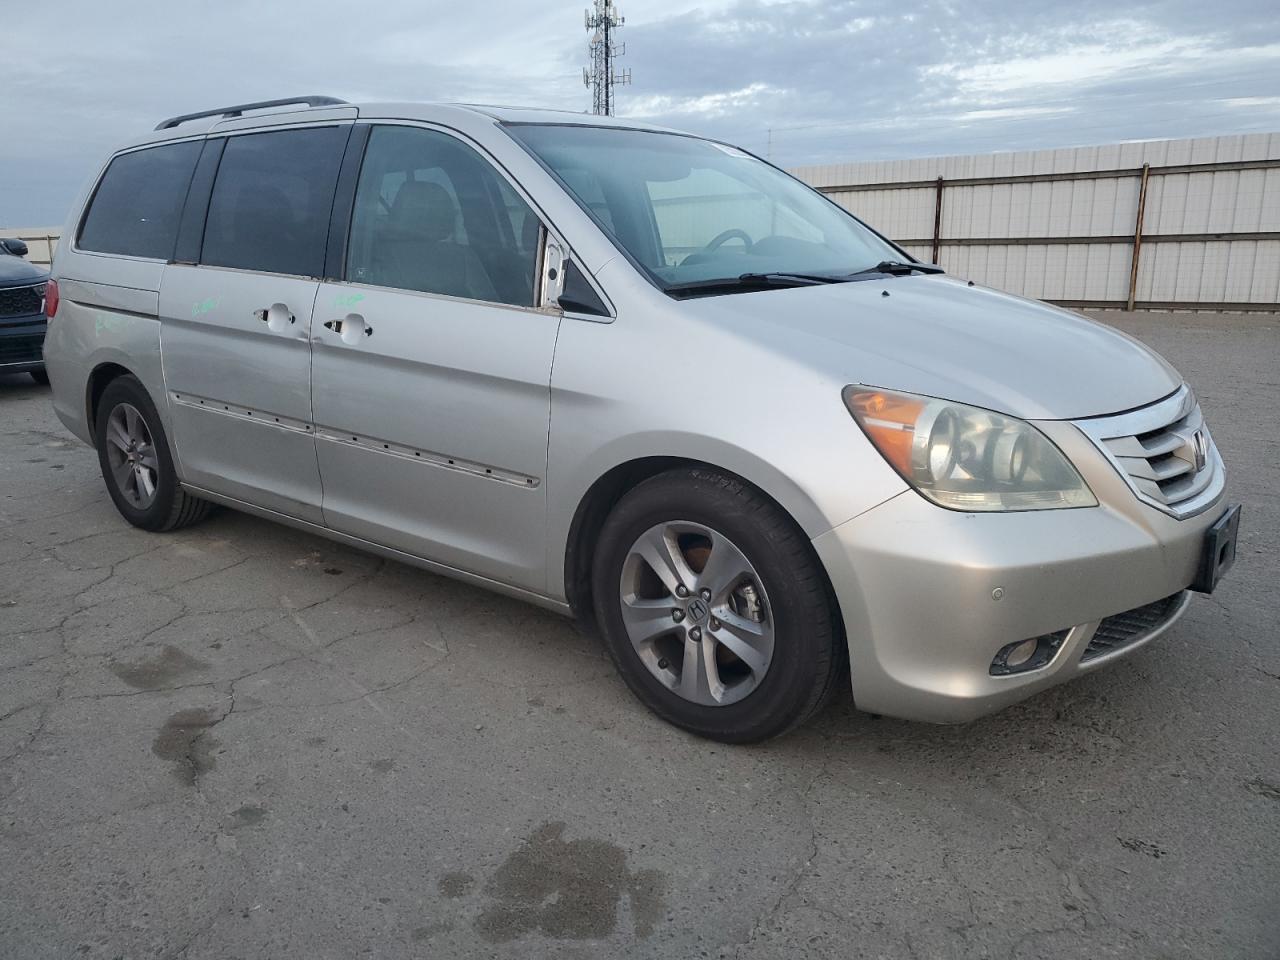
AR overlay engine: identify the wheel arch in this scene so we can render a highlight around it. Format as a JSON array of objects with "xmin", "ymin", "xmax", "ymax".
[
  {"xmin": 561, "ymin": 453, "xmax": 842, "ymax": 635},
  {"xmin": 85, "ymin": 361, "xmax": 138, "ymax": 443}
]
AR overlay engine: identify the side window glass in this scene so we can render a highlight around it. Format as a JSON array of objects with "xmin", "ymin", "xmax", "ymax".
[
  {"xmin": 78, "ymin": 141, "xmax": 201, "ymax": 259},
  {"xmin": 201, "ymin": 126, "xmax": 346, "ymax": 277},
  {"xmin": 347, "ymin": 126, "xmax": 540, "ymax": 307}
]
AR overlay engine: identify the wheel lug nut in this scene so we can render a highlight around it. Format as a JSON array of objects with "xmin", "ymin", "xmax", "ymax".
[
  {"xmin": 689, "ymin": 626, "xmax": 702, "ymax": 641},
  {"xmin": 672, "ymin": 609, "xmax": 685, "ymax": 623},
  {"xmin": 657, "ymin": 657, "xmax": 670, "ymax": 670},
  {"xmin": 700, "ymin": 588, "xmax": 711, "ymax": 600},
  {"xmin": 675, "ymin": 585, "xmax": 689, "ymax": 598},
  {"xmin": 709, "ymin": 617, "xmax": 720, "ymax": 630}
]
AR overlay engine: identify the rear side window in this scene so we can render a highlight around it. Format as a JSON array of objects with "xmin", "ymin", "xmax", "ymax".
[
  {"xmin": 201, "ymin": 126, "xmax": 347, "ymax": 277},
  {"xmin": 78, "ymin": 141, "xmax": 201, "ymax": 259}
]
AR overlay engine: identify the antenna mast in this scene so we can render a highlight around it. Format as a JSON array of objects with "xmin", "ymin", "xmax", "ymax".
[{"xmin": 583, "ymin": 0, "xmax": 630, "ymax": 116}]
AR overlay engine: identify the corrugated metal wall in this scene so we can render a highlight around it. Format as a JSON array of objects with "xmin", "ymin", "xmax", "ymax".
[{"xmin": 791, "ymin": 133, "xmax": 1280, "ymax": 311}]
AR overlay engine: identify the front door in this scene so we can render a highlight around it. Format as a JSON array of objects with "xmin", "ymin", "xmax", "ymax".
[
  {"xmin": 159, "ymin": 124, "xmax": 350, "ymax": 523},
  {"xmin": 311, "ymin": 123, "xmax": 559, "ymax": 592}
]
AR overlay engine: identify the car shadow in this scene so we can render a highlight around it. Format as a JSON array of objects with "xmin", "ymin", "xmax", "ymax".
[{"xmin": 0, "ymin": 371, "xmax": 50, "ymax": 396}]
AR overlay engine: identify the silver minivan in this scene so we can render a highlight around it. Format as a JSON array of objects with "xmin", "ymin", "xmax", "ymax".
[{"xmin": 44, "ymin": 96, "xmax": 1240, "ymax": 742}]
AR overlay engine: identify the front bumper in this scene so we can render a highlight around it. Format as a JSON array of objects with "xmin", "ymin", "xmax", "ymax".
[
  {"xmin": 0, "ymin": 312, "xmax": 48, "ymax": 374},
  {"xmin": 813, "ymin": 419, "xmax": 1228, "ymax": 723}
]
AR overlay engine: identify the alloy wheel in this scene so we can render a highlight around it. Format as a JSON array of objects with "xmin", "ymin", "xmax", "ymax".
[
  {"xmin": 618, "ymin": 520, "xmax": 774, "ymax": 706},
  {"xmin": 104, "ymin": 402, "xmax": 160, "ymax": 509}
]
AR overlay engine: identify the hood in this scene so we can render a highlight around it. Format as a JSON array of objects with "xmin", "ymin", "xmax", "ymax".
[
  {"xmin": 686, "ymin": 275, "xmax": 1181, "ymax": 420},
  {"xmin": 0, "ymin": 253, "xmax": 49, "ymax": 288}
]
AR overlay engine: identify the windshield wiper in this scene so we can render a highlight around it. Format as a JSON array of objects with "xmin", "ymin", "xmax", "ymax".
[
  {"xmin": 846, "ymin": 260, "xmax": 946, "ymax": 278},
  {"xmin": 666, "ymin": 272, "xmax": 843, "ymax": 296}
]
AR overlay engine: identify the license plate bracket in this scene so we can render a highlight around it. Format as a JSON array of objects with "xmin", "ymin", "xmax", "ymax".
[{"xmin": 1191, "ymin": 504, "xmax": 1241, "ymax": 594}]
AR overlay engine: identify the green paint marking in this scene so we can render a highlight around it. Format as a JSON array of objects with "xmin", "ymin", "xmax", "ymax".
[
  {"xmin": 191, "ymin": 297, "xmax": 220, "ymax": 318},
  {"xmin": 333, "ymin": 292, "xmax": 365, "ymax": 309},
  {"xmin": 94, "ymin": 313, "xmax": 126, "ymax": 335}
]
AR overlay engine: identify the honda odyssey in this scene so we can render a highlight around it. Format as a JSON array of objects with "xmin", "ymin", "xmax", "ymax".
[{"xmin": 42, "ymin": 96, "xmax": 1240, "ymax": 742}]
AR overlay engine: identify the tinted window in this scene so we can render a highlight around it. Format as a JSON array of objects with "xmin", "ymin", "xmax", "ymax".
[
  {"xmin": 78, "ymin": 141, "xmax": 201, "ymax": 259},
  {"xmin": 202, "ymin": 126, "xmax": 346, "ymax": 277},
  {"xmin": 347, "ymin": 126, "xmax": 540, "ymax": 307}
]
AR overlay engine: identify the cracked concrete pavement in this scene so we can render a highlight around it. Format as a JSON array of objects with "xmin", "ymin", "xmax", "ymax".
[{"xmin": 1, "ymin": 310, "xmax": 1277, "ymax": 959}]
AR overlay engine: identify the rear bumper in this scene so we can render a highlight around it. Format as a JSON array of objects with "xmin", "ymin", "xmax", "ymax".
[
  {"xmin": 813, "ymin": 487, "xmax": 1225, "ymax": 723},
  {"xmin": 0, "ymin": 313, "xmax": 47, "ymax": 373}
]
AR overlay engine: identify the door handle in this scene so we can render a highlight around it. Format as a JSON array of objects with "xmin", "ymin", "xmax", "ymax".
[
  {"xmin": 255, "ymin": 306, "xmax": 295, "ymax": 324},
  {"xmin": 323, "ymin": 316, "xmax": 373, "ymax": 340}
]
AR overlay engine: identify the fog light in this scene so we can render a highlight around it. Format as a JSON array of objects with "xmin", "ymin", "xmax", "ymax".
[
  {"xmin": 1005, "ymin": 638, "xmax": 1038, "ymax": 667},
  {"xmin": 990, "ymin": 629, "xmax": 1069, "ymax": 676}
]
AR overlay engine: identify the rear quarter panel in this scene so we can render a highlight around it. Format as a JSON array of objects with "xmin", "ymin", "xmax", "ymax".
[{"xmin": 45, "ymin": 243, "xmax": 168, "ymax": 448}]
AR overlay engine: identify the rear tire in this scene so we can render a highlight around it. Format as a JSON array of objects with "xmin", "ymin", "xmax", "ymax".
[
  {"xmin": 29, "ymin": 369, "xmax": 49, "ymax": 385},
  {"xmin": 94, "ymin": 375, "xmax": 212, "ymax": 532},
  {"xmin": 591, "ymin": 466, "xmax": 844, "ymax": 743}
]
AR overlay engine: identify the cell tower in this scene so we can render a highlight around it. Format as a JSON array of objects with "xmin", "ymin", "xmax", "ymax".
[{"xmin": 583, "ymin": 0, "xmax": 630, "ymax": 116}]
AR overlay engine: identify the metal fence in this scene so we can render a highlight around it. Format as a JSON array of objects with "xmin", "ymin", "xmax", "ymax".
[
  {"xmin": 0, "ymin": 230, "xmax": 58, "ymax": 268},
  {"xmin": 791, "ymin": 133, "xmax": 1280, "ymax": 312}
]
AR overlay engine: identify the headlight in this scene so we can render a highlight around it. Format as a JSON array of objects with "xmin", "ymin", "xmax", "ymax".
[{"xmin": 843, "ymin": 387, "xmax": 1096, "ymax": 511}]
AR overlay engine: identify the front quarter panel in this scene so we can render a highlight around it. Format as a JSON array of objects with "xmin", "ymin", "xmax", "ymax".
[{"xmin": 544, "ymin": 262, "xmax": 909, "ymax": 601}]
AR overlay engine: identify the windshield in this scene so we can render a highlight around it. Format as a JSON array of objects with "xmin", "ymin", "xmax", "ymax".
[{"xmin": 505, "ymin": 124, "xmax": 904, "ymax": 292}]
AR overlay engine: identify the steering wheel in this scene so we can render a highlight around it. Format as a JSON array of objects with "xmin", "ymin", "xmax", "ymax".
[{"xmin": 702, "ymin": 228, "xmax": 754, "ymax": 253}]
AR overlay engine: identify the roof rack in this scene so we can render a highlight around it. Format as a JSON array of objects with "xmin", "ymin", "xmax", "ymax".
[{"xmin": 155, "ymin": 96, "xmax": 349, "ymax": 131}]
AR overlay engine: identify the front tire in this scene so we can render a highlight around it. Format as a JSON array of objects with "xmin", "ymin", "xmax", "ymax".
[
  {"xmin": 591, "ymin": 467, "xmax": 844, "ymax": 743},
  {"xmin": 94, "ymin": 375, "xmax": 212, "ymax": 532}
]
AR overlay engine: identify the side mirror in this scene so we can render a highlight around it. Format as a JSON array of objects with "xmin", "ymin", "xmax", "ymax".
[
  {"xmin": 557, "ymin": 260, "xmax": 611, "ymax": 318},
  {"xmin": 0, "ymin": 238, "xmax": 29, "ymax": 258}
]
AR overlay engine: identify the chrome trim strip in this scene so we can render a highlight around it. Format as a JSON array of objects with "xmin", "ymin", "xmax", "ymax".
[
  {"xmin": 1078, "ymin": 385, "xmax": 1196, "ymax": 439},
  {"xmin": 313, "ymin": 427, "xmax": 540, "ymax": 489},
  {"xmin": 169, "ymin": 391, "xmax": 540, "ymax": 489},
  {"xmin": 1075, "ymin": 386, "xmax": 1224, "ymax": 519},
  {"xmin": 169, "ymin": 391, "xmax": 314, "ymax": 434}
]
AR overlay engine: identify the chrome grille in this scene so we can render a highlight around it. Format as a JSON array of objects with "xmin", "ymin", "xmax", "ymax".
[
  {"xmin": 0, "ymin": 283, "xmax": 45, "ymax": 319},
  {"xmin": 1081, "ymin": 592, "xmax": 1186, "ymax": 662},
  {"xmin": 1076, "ymin": 386, "xmax": 1223, "ymax": 518}
]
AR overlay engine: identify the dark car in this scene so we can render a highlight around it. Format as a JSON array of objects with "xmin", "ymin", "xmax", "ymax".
[{"xmin": 0, "ymin": 237, "xmax": 51, "ymax": 384}]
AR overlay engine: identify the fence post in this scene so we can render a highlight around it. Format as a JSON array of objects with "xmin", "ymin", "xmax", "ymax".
[
  {"xmin": 1126, "ymin": 163, "xmax": 1150, "ymax": 311},
  {"xmin": 931, "ymin": 176, "xmax": 944, "ymax": 264}
]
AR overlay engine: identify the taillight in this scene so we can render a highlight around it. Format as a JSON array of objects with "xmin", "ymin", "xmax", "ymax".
[{"xmin": 44, "ymin": 279, "xmax": 59, "ymax": 319}]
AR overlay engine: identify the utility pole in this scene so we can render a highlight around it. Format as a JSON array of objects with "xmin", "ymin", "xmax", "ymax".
[{"xmin": 583, "ymin": 0, "xmax": 630, "ymax": 116}]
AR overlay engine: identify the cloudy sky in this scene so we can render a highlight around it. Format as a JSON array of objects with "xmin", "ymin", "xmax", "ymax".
[{"xmin": 3, "ymin": 0, "xmax": 1278, "ymax": 226}]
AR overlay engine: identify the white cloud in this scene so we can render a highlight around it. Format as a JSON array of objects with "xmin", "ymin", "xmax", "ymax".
[
  {"xmin": 2, "ymin": 0, "xmax": 1280, "ymax": 223},
  {"xmin": 622, "ymin": 82, "xmax": 780, "ymax": 118},
  {"xmin": 927, "ymin": 37, "xmax": 1202, "ymax": 94}
]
